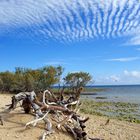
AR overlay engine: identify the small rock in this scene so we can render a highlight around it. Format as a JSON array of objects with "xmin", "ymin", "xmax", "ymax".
[
  {"xmin": 15, "ymin": 135, "xmax": 19, "ymax": 138},
  {"xmin": 6, "ymin": 134, "xmax": 9, "ymax": 137},
  {"xmin": 110, "ymin": 132, "xmax": 115, "ymax": 135}
]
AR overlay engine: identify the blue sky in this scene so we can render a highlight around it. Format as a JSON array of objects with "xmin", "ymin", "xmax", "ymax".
[{"xmin": 0, "ymin": 0, "xmax": 140, "ymax": 85}]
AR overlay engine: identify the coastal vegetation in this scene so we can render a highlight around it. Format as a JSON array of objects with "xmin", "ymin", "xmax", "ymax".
[
  {"xmin": 80, "ymin": 99, "xmax": 140, "ymax": 124},
  {"xmin": 83, "ymin": 87, "xmax": 105, "ymax": 92},
  {"xmin": 0, "ymin": 66, "xmax": 63, "ymax": 93},
  {"xmin": 1, "ymin": 66, "xmax": 140, "ymax": 125},
  {"xmin": 64, "ymin": 72, "xmax": 92, "ymax": 92},
  {"xmin": 0, "ymin": 66, "xmax": 92, "ymax": 94}
]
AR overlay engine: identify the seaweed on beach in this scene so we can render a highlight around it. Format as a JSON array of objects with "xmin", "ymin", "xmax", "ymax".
[{"xmin": 80, "ymin": 99, "xmax": 140, "ymax": 123}]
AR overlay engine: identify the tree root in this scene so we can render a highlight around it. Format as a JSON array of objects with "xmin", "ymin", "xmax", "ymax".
[{"xmin": 4, "ymin": 89, "xmax": 103, "ymax": 140}]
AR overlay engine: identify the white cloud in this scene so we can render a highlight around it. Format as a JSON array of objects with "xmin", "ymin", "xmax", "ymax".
[
  {"xmin": 110, "ymin": 75, "xmax": 120, "ymax": 82},
  {"xmin": 95, "ymin": 74, "xmax": 121, "ymax": 85},
  {"xmin": 105, "ymin": 75, "xmax": 120, "ymax": 82},
  {"xmin": 124, "ymin": 70, "xmax": 140, "ymax": 78},
  {"xmin": 106, "ymin": 57, "xmax": 140, "ymax": 62},
  {"xmin": 95, "ymin": 70, "xmax": 140, "ymax": 85},
  {"xmin": 126, "ymin": 35, "xmax": 140, "ymax": 46},
  {"xmin": 0, "ymin": 0, "xmax": 139, "ymax": 42}
]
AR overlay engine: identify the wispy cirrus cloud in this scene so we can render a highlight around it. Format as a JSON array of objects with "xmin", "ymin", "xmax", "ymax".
[
  {"xmin": 125, "ymin": 35, "xmax": 140, "ymax": 46},
  {"xmin": 106, "ymin": 57, "xmax": 140, "ymax": 62},
  {"xmin": 0, "ymin": 0, "xmax": 140, "ymax": 43}
]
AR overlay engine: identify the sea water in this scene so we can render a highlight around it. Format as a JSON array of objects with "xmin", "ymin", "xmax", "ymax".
[{"xmin": 84, "ymin": 85, "xmax": 140, "ymax": 104}]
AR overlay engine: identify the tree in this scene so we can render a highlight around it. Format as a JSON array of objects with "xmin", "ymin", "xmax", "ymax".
[
  {"xmin": 0, "ymin": 71, "xmax": 15, "ymax": 92},
  {"xmin": 12, "ymin": 72, "xmax": 25, "ymax": 92},
  {"xmin": 0, "ymin": 66, "xmax": 64, "ymax": 93},
  {"xmin": 37, "ymin": 66, "xmax": 63, "ymax": 91},
  {"xmin": 64, "ymin": 72, "xmax": 92, "ymax": 92},
  {"xmin": 24, "ymin": 73, "xmax": 35, "ymax": 91},
  {"xmin": 0, "ymin": 78, "xmax": 4, "ymax": 91}
]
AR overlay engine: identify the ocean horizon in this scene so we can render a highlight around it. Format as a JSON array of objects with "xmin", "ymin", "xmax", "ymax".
[
  {"xmin": 52, "ymin": 84, "xmax": 140, "ymax": 104},
  {"xmin": 82, "ymin": 84, "xmax": 140, "ymax": 104}
]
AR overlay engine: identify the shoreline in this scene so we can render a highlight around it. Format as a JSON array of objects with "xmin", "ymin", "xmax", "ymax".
[
  {"xmin": 0, "ymin": 94, "xmax": 140, "ymax": 140},
  {"xmin": 80, "ymin": 99, "xmax": 140, "ymax": 124}
]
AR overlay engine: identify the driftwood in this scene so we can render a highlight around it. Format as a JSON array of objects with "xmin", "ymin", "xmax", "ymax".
[
  {"xmin": 1, "ymin": 88, "xmax": 103, "ymax": 140},
  {"xmin": 0, "ymin": 115, "xmax": 3, "ymax": 125}
]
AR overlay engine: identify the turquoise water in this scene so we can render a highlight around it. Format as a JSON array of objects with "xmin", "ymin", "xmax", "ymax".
[{"xmin": 84, "ymin": 85, "xmax": 140, "ymax": 104}]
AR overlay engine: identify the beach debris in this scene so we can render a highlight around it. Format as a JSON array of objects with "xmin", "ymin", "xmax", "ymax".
[
  {"xmin": 0, "ymin": 115, "xmax": 3, "ymax": 125},
  {"xmin": 2, "ymin": 87, "xmax": 102, "ymax": 140},
  {"xmin": 105, "ymin": 119, "xmax": 110, "ymax": 125}
]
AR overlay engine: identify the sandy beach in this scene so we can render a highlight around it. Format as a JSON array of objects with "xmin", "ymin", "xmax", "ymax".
[{"xmin": 0, "ymin": 94, "xmax": 140, "ymax": 140}]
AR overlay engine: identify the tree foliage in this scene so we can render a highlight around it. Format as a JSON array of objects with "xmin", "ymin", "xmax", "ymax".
[
  {"xmin": 64, "ymin": 72, "xmax": 92, "ymax": 91},
  {"xmin": 0, "ymin": 66, "xmax": 93, "ymax": 94},
  {"xmin": 0, "ymin": 66, "xmax": 63, "ymax": 93}
]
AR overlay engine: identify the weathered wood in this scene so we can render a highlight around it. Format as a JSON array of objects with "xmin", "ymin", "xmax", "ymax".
[
  {"xmin": 4, "ymin": 88, "xmax": 101, "ymax": 140},
  {"xmin": 25, "ymin": 111, "xmax": 50, "ymax": 128},
  {"xmin": 0, "ymin": 115, "xmax": 3, "ymax": 125}
]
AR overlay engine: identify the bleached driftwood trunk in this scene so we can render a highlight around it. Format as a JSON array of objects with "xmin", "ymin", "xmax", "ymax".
[{"xmin": 3, "ymin": 88, "xmax": 101, "ymax": 140}]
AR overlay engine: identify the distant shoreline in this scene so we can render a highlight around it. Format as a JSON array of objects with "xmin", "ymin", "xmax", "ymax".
[
  {"xmin": 53, "ymin": 84, "xmax": 140, "ymax": 88},
  {"xmin": 81, "ymin": 92, "xmax": 98, "ymax": 95}
]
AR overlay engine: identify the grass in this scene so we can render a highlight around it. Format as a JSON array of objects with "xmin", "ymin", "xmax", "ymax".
[
  {"xmin": 80, "ymin": 99, "xmax": 140, "ymax": 124},
  {"xmin": 83, "ymin": 87, "xmax": 106, "ymax": 92},
  {"xmin": 51, "ymin": 87, "xmax": 105, "ymax": 94}
]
